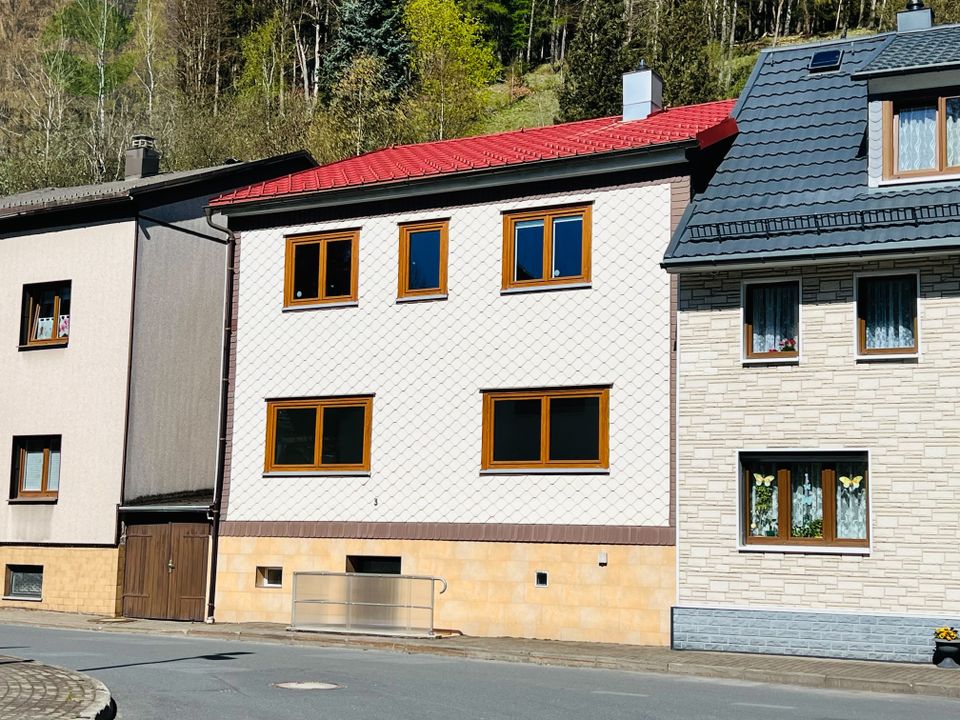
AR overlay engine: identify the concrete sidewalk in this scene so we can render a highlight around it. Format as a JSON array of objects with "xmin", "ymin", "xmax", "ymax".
[
  {"xmin": 2, "ymin": 608, "xmax": 959, "ymax": 701},
  {"xmin": 0, "ymin": 653, "xmax": 113, "ymax": 720}
]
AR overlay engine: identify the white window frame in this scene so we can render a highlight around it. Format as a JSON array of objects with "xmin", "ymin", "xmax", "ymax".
[
  {"xmin": 740, "ymin": 277, "xmax": 803, "ymax": 365},
  {"xmin": 852, "ymin": 270, "xmax": 921, "ymax": 362}
]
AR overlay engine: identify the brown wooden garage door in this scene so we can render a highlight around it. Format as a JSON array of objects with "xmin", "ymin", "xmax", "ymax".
[{"xmin": 122, "ymin": 522, "xmax": 209, "ymax": 621}]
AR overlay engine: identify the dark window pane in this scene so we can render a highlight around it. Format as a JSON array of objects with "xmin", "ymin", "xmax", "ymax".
[
  {"xmin": 749, "ymin": 282, "xmax": 799, "ymax": 354},
  {"xmin": 548, "ymin": 396, "xmax": 600, "ymax": 461},
  {"xmin": 492, "ymin": 399, "xmax": 541, "ymax": 461},
  {"xmin": 325, "ymin": 239, "xmax": 353, "ymax": 297},
  {"xmin": 292, "ymin": 243, "xmax": 320, "ymax": 301},
  {"xmin": 407, "ymin": 229, "xmax": 442, "ymax": 290},
  {"xmin": 32, "ymin": 287, "xmax": 57, "ymax": 340},
  {"xmin": 860, "ymin": 276, "xmax": 916, "ymax": 349},
  {"xmin": 514, "ymin": 220, "xmax": 544, "ymax": 281},
  {"xmin": 321, "ymin": 405, "xmax": 366, "ymax": 465},
  {"xmin": 274, "ymin": 408, "xmax": 316, "ymax": 465},
  {"xmin": 552, "ymin": 216, "xmax": 583, "ymax": 278}
]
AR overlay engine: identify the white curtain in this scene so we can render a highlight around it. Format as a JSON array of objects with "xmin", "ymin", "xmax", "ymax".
[
  {"xmin": 790, "ymin": 464, "xmax": 823, "ymax": 538},
  {"xmin": 751, "ymin": 284, "xmax": 798, "ymax": 353},
  {"xmin": 864, "ymin": 277, "xmax": 915, "ymax": 350},
  {"xmin": 836, "ymin": 463, "xmax": 867, "ymax": 539},
  {"xmin": 898, "ymin": 105, "xmax": 937, "ymax": 171},
  {"xmin": 947, "ymin": 98, "xmax": 960, "ymax": 168}
]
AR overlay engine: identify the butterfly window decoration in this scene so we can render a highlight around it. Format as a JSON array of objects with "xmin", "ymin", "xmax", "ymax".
[
  {"xmin": 753, "ymin": 473, "xmax": 774, "ymax": 487},
  {"xmin": 839, "ymin": 475, "xmax": 863, "ymax": 489}
]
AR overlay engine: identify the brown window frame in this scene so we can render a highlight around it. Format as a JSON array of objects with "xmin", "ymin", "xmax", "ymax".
[
  {"xmin": 856, "ymin": 274, "xmax": 919, "ymax": 357},
  {"xmin": 283, "ymin": 231, "xmax": 359, "ymax": 308},
  {"xmin": 481, "ymin": 387, "xmax": 609, "ymax": 470},
  {"xmin": 501, "ymin": 204, "xmax": 592, "ymax": 290},
  {"xmin": 264, "ymin": 396, "xmax": 373, "ymax": 473},
  {"xmin": 10, "ymin": 435, "xmax": 61, "ymax": 500},
  {"xmin": 397, "ymin": 220, "xmax": 449, "ymax": 299},
  {"xmin": 882, "ymin": 95, "xmax": 960, "ymax": 180},
  {"xmin": 741, "ymin": 453, "xmax": 869, "ymax": 549},
  {"xmin": 20, "ymin": 281, "xmax": 71, "ymax": 348},
  {"xmin": 742, "ymin": 280, "xmax": 800, "ymax": 360}
]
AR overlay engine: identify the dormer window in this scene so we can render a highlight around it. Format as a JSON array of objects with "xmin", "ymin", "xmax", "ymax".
[{"xmin": 883, "ymin": 95, "xmax": 960, "ymax": 179}]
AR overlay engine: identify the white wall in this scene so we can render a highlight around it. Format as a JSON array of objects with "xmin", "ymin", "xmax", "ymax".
[
  {"xmin": 228, "ymin": 182, "xmax": 674, "ymax": 528},
  {"xmin": 0, "ymin": 221, "xmax": 135, "ymax": 545}
]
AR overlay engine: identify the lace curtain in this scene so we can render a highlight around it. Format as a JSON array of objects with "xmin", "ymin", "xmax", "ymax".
[
  {"xmin": 898, "ymin": 105, "xmax": 936, "ymax": 172},
  {"xmin": 836, "ymin": 463, "xmax": 867, "ymax": 539},
  {"xmin": 948, "ymin": 98, "xmax": 960, "ymax": 168},
  {"xmin": 750, "ymin": 283, "xmax": 799, "ymax": 353},
  {"xmin": 862, "ymin": 276, "xmax": 915, "ymax": 350},
  {"xmin": 790, "ymin": 464, "xmax": 823, "ymax": 538}
]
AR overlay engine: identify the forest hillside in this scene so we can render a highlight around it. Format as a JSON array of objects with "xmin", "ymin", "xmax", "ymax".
[{"xmin": 0, "ymin": 0, "xmax": 957, "ymax": 195}]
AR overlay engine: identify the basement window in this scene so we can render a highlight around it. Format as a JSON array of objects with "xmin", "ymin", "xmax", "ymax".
[
  {"xmin": 5, "ymin": 565, "xmax": 43, "ymax": 600},
  {"xmin": 346, "ymin": 556, "xmax": 401, "ymax": 574},
  {"xmin": 256, "ymin": 566, "xmax": 283, "ymax": 588}
]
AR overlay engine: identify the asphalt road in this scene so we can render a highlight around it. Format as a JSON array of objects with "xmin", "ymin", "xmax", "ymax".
[{"xmin": 1, "ymin": 624, "xmax": 958, "ymax": 720}]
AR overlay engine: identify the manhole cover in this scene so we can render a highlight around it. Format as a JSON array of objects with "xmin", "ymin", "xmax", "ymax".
[{"xmin": 274, "ymin": 682, "xmax": 341, "ymax": 691}]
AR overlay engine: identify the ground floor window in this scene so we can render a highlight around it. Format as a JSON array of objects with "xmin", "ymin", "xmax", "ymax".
[
  {"xmin": 4, "ymin": 565, "xmax": 43, "ymax": 600},
  {"xmin": 741, "ymin": 452, "xmax": 868, "ymax": 548},
  {"xmin": 264, "ymin": 396, "xmax": 373, "ymax": 472}
]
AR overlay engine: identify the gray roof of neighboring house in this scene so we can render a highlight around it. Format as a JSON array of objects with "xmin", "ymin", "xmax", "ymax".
[
  {"xmin": 853, "ymin": 23, "xmax": 960, "ymax": 77},
  {"xmin": 664, "ymin": 26, "xmax": 960, "ymax": 268},
  {"xmin": 0, "ymin": 152, "xmax": 316, "ymax": 219}
]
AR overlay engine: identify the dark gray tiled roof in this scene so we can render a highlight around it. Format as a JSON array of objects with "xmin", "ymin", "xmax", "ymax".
[
  {"xmin": 665, "ymin": 27, "xmax": 960, "ymax": 267},
  {"xmin": 853, "ymin": 24, "xmax": 960, "ymax": 77}
]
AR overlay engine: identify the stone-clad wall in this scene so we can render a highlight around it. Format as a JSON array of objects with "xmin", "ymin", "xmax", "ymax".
[{"xmin": 676, "ymin": 257, "xmax": 960, "ymax": 625}]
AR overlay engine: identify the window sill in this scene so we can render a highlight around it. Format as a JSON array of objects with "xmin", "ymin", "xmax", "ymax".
[
  {"xmin": 2, "ymin": 595, "xmax": 42, "ymax": 602},
  {"xmin": 263, "ymin": 471, "xmax": 370, "ymax": 478},
  {"xmin": 479, "ymin": 468, "xmax": 610, "ymax": 476},
  {"xmin": 256, "ymin": 584, "xmax": 283, "ymax": 589},
  {"xmin": 396, "ymin": 293, "xmax": 447, "ymax": 304},
  {"xmin": 500, "ymin": 282, "xmax": 591, "ymax": 296},
  {"xmin": 18, "ymin": 342, "xmax": 68, "ymax": 352},
  {"xmin": 8, "ymin": 498, "xmax": 58, "ymax": 505},
  {"xmin": 742, "ymin": 356, "xmax": 800, "ymax": 366},
  {"xmin": 738, "ymin": 544, "xmax": 870, "ymax": 556},
  {"xmin": 855, "ymin": 352, "xmax": 919, "ymax": 363},
  {"xmin": 877, "ymin": 172, "xmax": 960, "ymax": 188},
  {"xmin": 282, "ymin": 301, "xmax": 359, "ymax": 312}
]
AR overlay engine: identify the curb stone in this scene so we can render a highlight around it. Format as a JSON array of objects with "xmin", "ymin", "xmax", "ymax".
[{"xmin": 75, "ymin": 675, "xmax": 114, "ymax": 720}]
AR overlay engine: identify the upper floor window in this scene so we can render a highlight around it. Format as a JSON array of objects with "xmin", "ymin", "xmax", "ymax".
[
  {"xmin": 743, "ymin": 280, "xmax": 799, "ymax": 360},
  {"xmin": 481, "ymin": 387, "xmax": 609, "ymax": 471},
  {"xmin": 502, "ymin": 205, "xmax": 591, "ymax": 290},
  {"xmin": 398, "ymin": 220, "xmax": 448, "ymax": 300},
  {"xmin": 742, "ymin": 452, "xmax": 868, "ymax": 549},
  {"xmin": 265, "ymin": 397, "xmax": 372, "ymax": 473},
  {"xmin": 10, "ymin": 435, "xmax": 60, "ymax": 500},
  {"xmin": 284, "ymin": 231, "xmax": 358, "ymax": 307},
  {"xmin": 884, "ymin": 95, "xmax": 960, "ymax": 179},
  {"xmin": 856, "ymin": 274, "xmax": 918, "ymax": 357},
  {"xmin": 21, "ymin": 281, "xmax": 70, "ymax": 348}
]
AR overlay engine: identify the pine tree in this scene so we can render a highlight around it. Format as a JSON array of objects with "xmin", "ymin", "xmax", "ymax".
[
  {"xmin": 557, "ymin": 0, "xmax": 628, "ymax": 122},
  {"xmin": 323, "ymin": 0, "xmax": 410, "ymax": 97},
  {"xmin": 656, "ymin": 0, "xmax": 720, "ymax": 106}
]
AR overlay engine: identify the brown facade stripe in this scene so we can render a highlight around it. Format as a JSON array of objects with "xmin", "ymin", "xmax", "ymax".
[
  {"xmin": 219, "ymin": 520, "xmax": 675, "ymax": 545},
  {"xmin": 668, "ymin": 177, "xmax": 689, "ymax": 531},
  {"xmin": 219, "ymin": 231, "xmax": 241, "ymax": 517}
]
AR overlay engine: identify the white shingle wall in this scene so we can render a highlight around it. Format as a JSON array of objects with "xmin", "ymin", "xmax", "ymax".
[
  {"xmin": 867, "ymin": 100, "xmax": 883, "ymax": 187},
  {"xmin": 227, "ymin": 182, "xmax": 673, "ymax": 527},
  {"xmin": 677, "ymin": 257, "xmax": 960, "ymax": 614}
]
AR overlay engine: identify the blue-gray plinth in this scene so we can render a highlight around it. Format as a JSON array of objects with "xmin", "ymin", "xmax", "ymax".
[{"xmin": 672, "ymin": 606, "xmax": 960, "ymax": 663}]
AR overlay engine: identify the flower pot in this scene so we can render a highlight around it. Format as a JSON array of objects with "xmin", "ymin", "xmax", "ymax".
[{"xmin": 934, "ymin": 640, "xmax": 960, "ymax": 668}]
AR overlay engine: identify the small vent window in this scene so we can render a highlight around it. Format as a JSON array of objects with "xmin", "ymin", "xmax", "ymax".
[{"xmin": 809, "ymin": 49, "xmax": 843, "ymax": 73}]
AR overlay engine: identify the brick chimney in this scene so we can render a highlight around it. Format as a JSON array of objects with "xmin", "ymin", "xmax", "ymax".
[
  {"xmin": 124, "ymin": 135, "xmax": 160, "ymax": 180},
  {"xmin": 622, "ymin": 61, "xmax": 663, "ymax": 122}
]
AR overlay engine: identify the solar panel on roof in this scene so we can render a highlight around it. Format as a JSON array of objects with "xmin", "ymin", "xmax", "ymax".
[{"xmin": 809, "ymin": 49, "xmax": 843, "ymax": 73}]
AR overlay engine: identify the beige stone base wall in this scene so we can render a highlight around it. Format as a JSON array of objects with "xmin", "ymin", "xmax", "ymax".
[
  {"xmin": 0, "ymin": 546, "xmax": 122, "ymax": 616},
  {"xmin": 216, "ymin": 537, "xmax": 674, "ymax": 645}
]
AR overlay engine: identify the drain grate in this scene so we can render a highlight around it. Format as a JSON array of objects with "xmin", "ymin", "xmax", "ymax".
[{"xmin": 274, "ymin": 682, "xmax": 341, "ymax": 691}]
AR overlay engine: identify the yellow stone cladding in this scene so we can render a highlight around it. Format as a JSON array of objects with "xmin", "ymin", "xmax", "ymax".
[
  {"xmin": 677, "ymin": 257, "xmax": 960, "ymax": 614},
  {"xmin": 216, "ymin": 536, "xmax": 674, "ymax": 645},
  {"xmin": 0, "ymin": 546, "xmax": 122, "ymax": 616}
]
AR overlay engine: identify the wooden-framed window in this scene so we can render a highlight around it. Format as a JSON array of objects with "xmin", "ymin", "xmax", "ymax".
[
  {"xmin": 10, "ymin": 436, "xmax": 61, "ymax": 499},
  {"xmin": 856, "ymin": 274, "xmax": 918, "ymax": 356},
  {"xmin": 20, "ymin": 281, "xmax": 70, "ymax": 348},
  {"xmin": 283, "ymin": 231, "xmax": 359, "ymax": 307},
  {"xmin": 264, "ymin": 397, "xmax": 372, "ymax": 473},
  {"xmin": 481, "ymin": 387, "xmax": 609, "ymax": 470},
  {"xmin": 742, "ymin": 452, "xmax": 869, "ymax": 549},
  {"xmin": 501, "ymin": 205, "xmax": 592, "ymax": 290},
  {"xmin": 4, "ymin": 565, "xmax": 43, "ymax": 600},
  {"xmin": 398, "ymin": 220, "xmax": 448, "ymax": 299},
  {"xmin": 883, "ymin": 95, "xmax": 960, "ymax": 179},
  {"xmin": 743, "ymin": 280, "xmax": 800, "ymax": 360}
]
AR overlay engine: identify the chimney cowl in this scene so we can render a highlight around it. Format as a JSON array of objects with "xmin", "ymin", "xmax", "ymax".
[
  {"xmin": 125, "ymin": 134, "xmax": 160, "ymax": 180},
  {"xmin": 897, "ymin": 0, "xmax": 933, "ymax": 32},
  {"xmin": 622, "ymin": 62, "xmax": 663, "ymax": 122}
]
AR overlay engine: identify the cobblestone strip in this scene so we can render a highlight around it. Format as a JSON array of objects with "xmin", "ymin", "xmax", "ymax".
[{"xmin": 0, "ymin": 656, "xmax": 113, "ymax": 720}]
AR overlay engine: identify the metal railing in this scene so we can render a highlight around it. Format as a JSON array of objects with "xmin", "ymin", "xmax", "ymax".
[{"xmin": 291, "ymin": 571, "xmax": 448, "ymax": 637}]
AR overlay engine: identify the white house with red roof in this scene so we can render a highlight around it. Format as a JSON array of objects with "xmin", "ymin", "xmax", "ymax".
[{"xmin": 208, "ymin": 69, "xmax": 735, "ymax": 643}]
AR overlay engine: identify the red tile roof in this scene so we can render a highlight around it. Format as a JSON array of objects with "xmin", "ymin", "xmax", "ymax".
[{"xmin": 211, "ymin": 99, "xmax": 736, "ymax": 207}]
